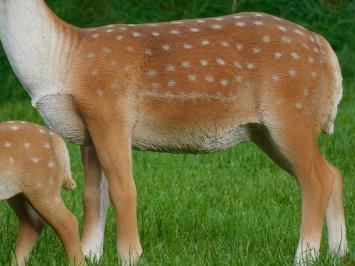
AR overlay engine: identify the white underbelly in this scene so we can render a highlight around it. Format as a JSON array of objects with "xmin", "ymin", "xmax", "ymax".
[{"xmin": 132, "ymin": 124, "xmax": 251, "ymax": 154}]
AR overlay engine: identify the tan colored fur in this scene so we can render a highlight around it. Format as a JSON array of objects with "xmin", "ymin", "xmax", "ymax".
[
  {"xmin": 0, "ymin": 121, "xmax": 84, "ymax": 265},
  {"xmin": 0, "ymin": 1, "xmax": 347, "ymax": 265}
]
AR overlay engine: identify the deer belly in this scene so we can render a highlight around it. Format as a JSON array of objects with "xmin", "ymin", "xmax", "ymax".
[{"xmin": 132, "ymin": 122, "xmax": 250, "ymax": 153}]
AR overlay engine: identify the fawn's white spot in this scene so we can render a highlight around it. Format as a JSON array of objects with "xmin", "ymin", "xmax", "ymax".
[
  {"xmin": 294, "ymin": 29, "xmax": 305, "ymax": 36},
  {"xmin": 205, "ymin": 75, "xmax": 215, "ymax": 82},
  {"xmin": 234, "ymin": 62, "xmax": 242, "ymax": 69},
  {"xmin": 132, "ymin": 32, "xmax": 142, "ymax": 38},
  {"xmin": 168, "ymin": 80, "xmax": 177, "ymax": 87},
  {"xmin": 4, "ymin": 142, "xmax": 11, "ymax": 148},
  {"xmin": 200, "ymin": 60, "xmax": 208, "ymax": 66},
  {"xmin": 145, "ymin": 49, "xmax": 153, "ymax": 56},
  {"xmin": 170, "ymin": 29, "xmax": 180, "ymax": 35},
  {"xmin": 126, "ymin": 46, "xmax": 134, "ymax": 52},
  {"xmin": 235, "ymin": 75, "xmax": 243, "ymax": 82},
  {"xmin": 11, "ymin": 126, "xmax": 19, "ymax": 131},
  {"xmin": 9, "ymin": 157, "xmax": 14, "ymax": 164},
  {"xmin": 116, "ymin": 35, "xmax": 124, "ymax": 41},
  {"xmin": 278, "ymin": 25, "xmax": 287, "ymax": 32},
  {"xmin": 44, "ymin": 143, "xmax": 51, "ymax": 150},
  {"xmin": 48, "ymin": 160, "xmax": 54, "ymax": 168},
  {"xmin": 92, "ymin": 33, "xmax": 100, "ymax": 38},
  {"xmin": 109, "ymin": 59, "xmax": 117, "ymax": 67},
  {"xmin": 281, "ymin": 36, "xmax": 292, "ymax": 44},
  {"xmin": 152, "ymin": 31, "xmax": 160, "ymax": 37},
  {"xmin": 197, "ymin": 19, "xmax": 206, "ymax": 23},
  {"xmin": 184, "ymin": 44, "xmax": 193, "ymax": 49},
  {"xmin": 87, "ymin": 52, "xmax": 96, "ymax": 59},
  {"xmin": 38, "ymin": 129, "xmax": 45, "ymax": 134},
  {"xmin": 32, "ymin": 157, "xmax": 40, "ymax": 164},
  {"xmin": 272, "ymin": 75, "xmax": 281, "ymax": 81},
  {"xmin": 188, "ymin": 75, "xmax": 197, "ymax": 82},
  {"xmin": 201, "ymin": 40, "xmax": 210, "ymax": 46},
  {"xmin": 102, "ymin": 47, "xmax": 112, "ymax": 53},
  {"xmin": 296, "ymin": 102, "xmax": 303, "ymax": 109},
  {"xmin": 97, "ymin": 89, "xmax": 104, "ymax": 96},
  {"xmin": 220, "ymin": 79, "xmax": 229, "ymax": 86},
  {"xmin": 291, "ymin": 52, "xmax": 300, "ymax": 59},
  {"xmin": 247, "ymin": 63, "xmax": 255, "ymax": 70},
  {"xmin": 310, "ymin": 71, "xmax": 318, "ymax": 79},
  {"xmin": 111, "ymin": 83, "xmax": 119, "ymax": 91},
  {"xmin": 190, "ymin": 28, "xmax": 200, "ymax": 32},
  {"xmin": 289, "ymin": 69, "xmax": 297, "ymax": 77},
  {"xmin": 162, "ymin": 44, "xmax": 171, "ymax": 51},
  {"xmin": 151, "ymin": 83, "xmax": 161, "ymax": 89},
  {"xmin": 236, "ymin": 21, "xmax": 246, "ymax": 27},
  {"xmin": 221, "ymin": 41, "xmax": 229, "ymax": 47},
  {"xmin": 254, "ymin": 20, "xmax": 263, "ymax": 26},
  {"xmin": 253, "ymin": 47, "xmax": 261, "ymax": 53},
  {"xmin": 24, "ymin": 142, "xmax": 31, "ymax": 149},
  {"xmin": 216, "ymin": 58, "xmax": 226, "ymax": 65},
  {"xmin": 303, "ymin": 88, "xmax": 309, "ymax": 97},
  {"xmin": 166, "ymin": 65, "xmax": 176, "ymax": 72},
  {"xmin": 262, "ymin": 36, "xmax": 271, "ymax": 43},
  {"xmin": 147, "ymin": 70, "xmax": 157, "ymax": 77},
  {"xmin": 91, "ymin": 68, "xmax": 99, "ymax": 76},
  {"xmin": 302, "ymin": 43, "xmax": 309, "ymax": 49},
  {"xmin": 211, "ymin": 24, "xmax": 223, "ymax": 29},
  {"xmin": 236, "ymin": 43, "xmax": 243, "ymax": 50},
  {"xmin": 182, "ymin": 61, "xmax": 191, "ymax": 68},
  {"xmin": 308, "ymin": 57, "xmax": 315, "ymax": 64}
]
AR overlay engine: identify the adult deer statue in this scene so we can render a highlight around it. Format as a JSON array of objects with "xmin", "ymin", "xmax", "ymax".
[{"xmin": 0, "ymin": 0, "xmax": 347, "ymax": 265}]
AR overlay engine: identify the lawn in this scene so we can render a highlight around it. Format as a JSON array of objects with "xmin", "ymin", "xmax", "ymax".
[{"xmin": 0, "ymin": 0, "xmax": 354, "ymax": 265}]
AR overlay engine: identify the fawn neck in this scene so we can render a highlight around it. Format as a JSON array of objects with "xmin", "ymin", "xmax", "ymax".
[{"xmin": 0, "ymin": 0, "xmax": 78, "ymax": 105}]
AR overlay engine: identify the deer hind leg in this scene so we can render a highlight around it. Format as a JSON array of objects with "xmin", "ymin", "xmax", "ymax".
[
  {"xmin": 81, "ymin": 145, "xmax": 109, "ymax": 260},
  {"xmin": 87, "ymin": 123, "xmax": 142, "ymax": 265},
  {"xmin": 251, "ymin": 124, "xmax": 334, "ymax": 265},
  {"xmin": 24, "ymin": 191, "xmax": 84, "ymax": 265},
  {"xmin": 326, "ymin": 162, "xmax": 347, "ymax": 256},
  {"xmin": 8, "ymin": 194, "xmax": 45, "ymax": 266}
]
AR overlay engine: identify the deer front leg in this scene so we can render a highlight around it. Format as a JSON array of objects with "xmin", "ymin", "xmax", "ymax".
[
  {"xmin": 88, "ymin": 124, "xmax": 142, "ymax": 265},
  {"xmin": 81, "ymin": 145, "xmax": 109, "ymax": 260}
]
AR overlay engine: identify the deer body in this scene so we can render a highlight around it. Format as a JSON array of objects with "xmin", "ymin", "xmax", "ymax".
[
  {"xmin": 0, "ymin": 1, "xmax": 347, "ymax": 265},
  {"xmin": 0, "ymin": 121, "xmax": 84, "ymax": 265}
]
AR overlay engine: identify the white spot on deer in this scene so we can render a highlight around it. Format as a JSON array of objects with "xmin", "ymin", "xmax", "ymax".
[
  {"xmin": 289, "ymin": 69, "xmax": 297, "ymax": 77},
  {"xmin": 302, "ymin": 43, "xmax": 309, "ymax": 49},
  {"xmin": 116, "ymin": 35, "xmax": 124, "ymax": 41},
  {"xmin": 235, "ymin": 76, "xmax": 243, "ymax": 82},
  {"xmin": 262, "ymin": 36, "xmax": 271, "ymax": 43},
  {"xmin": 126, "ymin": 46, "xmax": 134, "ymax": 52},
  {"xmin": 145, "ymin": 49, "xmax": 153, "ymax": 56},
  {"xmin": 170, "ymin": 29, "xmax": 180, "ymax": 35},
  {"xmin": 184, "ymin": 44, "xmax": 193, "ymax": 49},
  {"xmin": 272, "ymin": 75, "xmax": 281, "ymax": 81},
  {"xmin": 182, "ymin": 61, "xmax": 191, "ymax": 68},
  {"xmin": 309, "ymin": 36, "xmax": 316, "ymax": 43},
  {"xmin": 190, "ymin": 28, "xmax": 200, "ymax": 32},
  {"xmin": 255, "ymin": 13, "xmax": 264, "ymax": 17},
  {"xmin": 221, "ymin": 41, "xmax": 229, "ymax": 47},
  {"xmin": 38, "ymin": 129, "xmax": 45, "ymax": 134},
  {"xmin": 201, "ymin": 40, "xmax": 210, "ymax": 46},
  {"xmin": 233, "ymin": 15, "xmax": 242, "ymax": 19},
  {"xmin": 172, "ymin": 21, "xmax": 184, "ymax": 25},
  {"xmin": 4, "ymin": 142, "xmax": 11, "ymax": 148},
  {"xmin": 247, "ymin": 63, "xmax": 255, "ymax": 70},
  {"xmin": 296, "ymin": 102, "xmax": 303, "ymax": 109},
  {"xmin": 166, "ymin": 65, "xmax": 176, "ymax": 72},
  {"xmin": 281, "ymin": 36, "xmax": 292, "ymax": 44},
  {"xmin": 197, "ymin": 19, "xmax": 206, "ymax": 23},
  {"xmin": 254, "ymin": 21, "xmax": 263, "ymax": 26},
  {"xmin": 119, "ymin": 27, "xmax": 128, "ymax": 30},
  {"xmin": 214, "ymin": 17, "xmax": 224, "ymax": 21},
  {"xmin": 11, "ymin": 126, "xmax": 19, "ymax": 131},
  {"xmin": 168, "ymin": 80, "xmax": 177, "ymax": 87},
  {"xmin": 92, "ymin": 33, "xmax": 100, "ymax": 38},
  {"xmin": 303, "ymin": 88, "xmax": 309, "ymax": 97},
  {"xmin": 211, "ymin": 24, "xmax": 223, "ymax": 29},
  {"xmin": 111, "ymin": 83, "xmax": 119, "ymax": 91},
  {"xmin": 148, "ymin": 24, "xmax": 158, "ymax": 27},
  {"xmin": 162, "ymin": 44, "xmax": 171, "ymax": 51},
  {"xmin": 294, "ymin": 29, "xmax": 305, "ymax": 36},
  {"xmin": 236, "ymin": 21, "xmax": 246, "ymax": 27},
  {"xmin": 308, "ymin": 56, "xmax": 315, "ymax": 64},
  {"xmin": 9, "ymin": 157, "xmax": 14, "ymax": 164},
  {"xmin": 216, "ymin": 58, "xmax": 225, "ymax": 65},
  {"xmin": 220, "ymin": 79, "xmax": 229, "ymax": 86},
  {"xmin": 97, "ymin": 89, "xmax": 104, "ymax": 97},
  {"xmin": 236, "ymin": 43, "xmax": 243, "ymax": 50},
  {"xmin": 200, "ymin": 60, "xmax": 208, "ymax": 66},
  {"xmin": 44, "ymin": 143, "xmax": 51, "ymax": 150},
  {"xmin": 291, "ymin": 52, "xmax": 300, "ymax": 59},
  {"xmin": 313, "ymin": 47, "xmax": 319, "ymax": 53},
  {"xmin": 132, "ymin": 32, "xmax": 141, "ymax": 38},
  {"xmin": 24, "ymin": 142, "xmax": 31, "ymax": 149},
  {"xmin": 102, "ymin": 47, "xmax": 111, "ymax": 53},
  {"xmin": 310, "ymin": 71, "xmax": 318, "ymax": 79},
  {"xmin": 188, "ymin": 75, "xmax": 197, "ymax": 82},
  {"xmin": 48, "ymin": 160, "xmax": 54, "ymax": 168},
  {"xmin": 234, "ymin": 62, "xmax": 242, "ymax": 69},
  {"xmin": 91, "ymin": 68, "xmax": 99, "ymax": 76},
  {"xmin": 87, "ymin": 52, "xmax": 96, "ymax": 59},
  {"xmin": 205, "ymin": 75, "xmax": 215, "ymax": 83},
  {"xmin": 152, "ymin": 31, "xmax": 160, "ymax": 37},
  {"xmin": 32, "ymin": 157, "xmax": 40, "ymax": 164},
  {"xmin": 106, "ymin": 29, "xmax": 114, "ymax": 33},
  {"xmin": 151, "ymin": 83, "xmax": 160, "ymax": 90},
  {"xmin": 278, "ymin": 25, "xmax": 287, "ymax": 32},
  {"xmin": 109, "ymin": 59, "xmax": 117, "ymax": 67},
  {"xmin": 147, "ymin": 70, "xmax": 157, "ymax": 77}
]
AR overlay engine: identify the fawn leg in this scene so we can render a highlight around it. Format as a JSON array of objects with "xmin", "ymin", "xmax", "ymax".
[
  {"xmin": 88, "ymin": 123, "xmax": 142, "ymax": 265},
  {"xmin": 326, "ymin": 162, "xmax": 347, "ymax": 255},
  {"xmin": 8, "ymin": 194, "xmax": 45, "ymax": 266},
  {"xmin": 26, "ymin": 193, "xmax": 84, "ymax": 265},
  {"xmin": 81, "ymin": 145, "xmax": 109, "ymax": 259}
]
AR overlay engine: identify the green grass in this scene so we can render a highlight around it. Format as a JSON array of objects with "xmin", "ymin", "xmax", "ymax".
[{"xmin": 0, "ymin": 0, "xmax": 354, "ymax": 265}]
